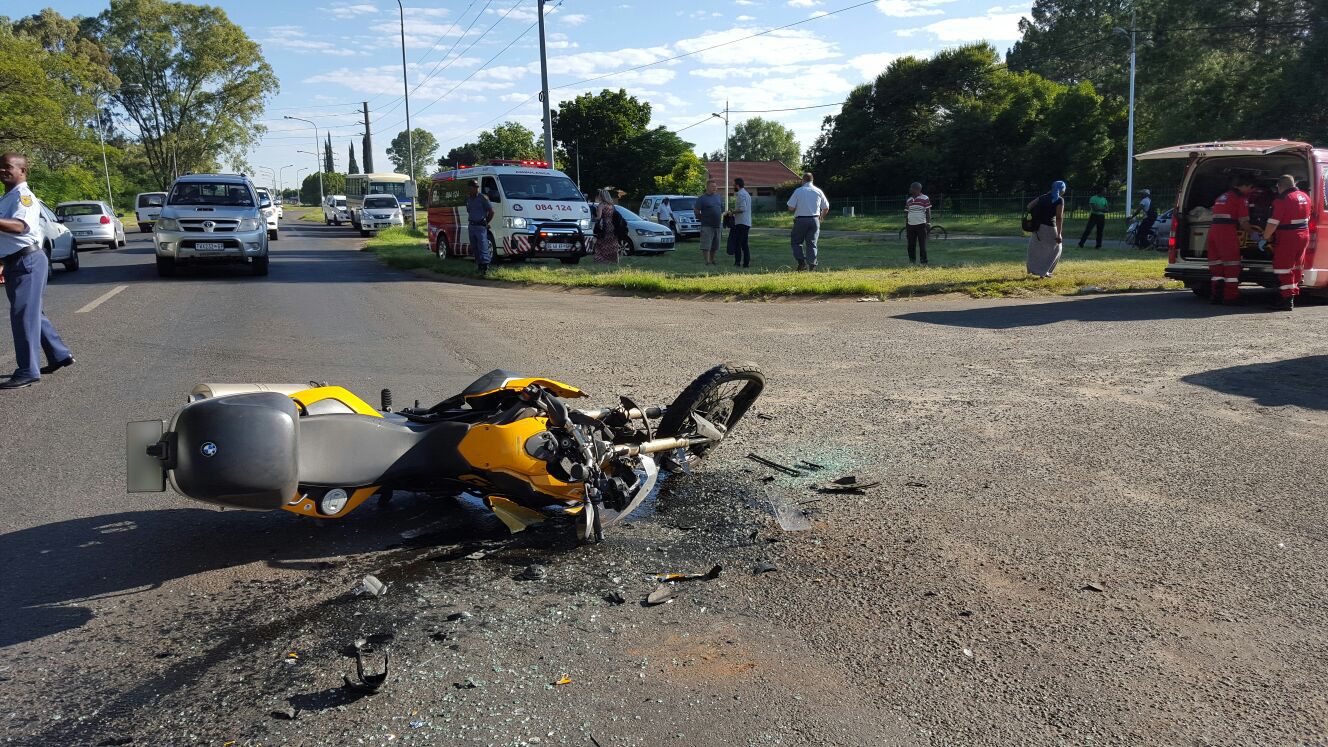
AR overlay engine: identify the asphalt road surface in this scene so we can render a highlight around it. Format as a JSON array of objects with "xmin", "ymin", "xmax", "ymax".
[{"xmin": 2, "ymin": 217, "xmax": 1326, "ymax": 745}]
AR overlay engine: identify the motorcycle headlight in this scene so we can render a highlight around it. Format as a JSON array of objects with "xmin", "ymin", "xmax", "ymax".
[
  {"xmin": 508, "ymin": 216, "xmax": 528, "ymax": 229},
  {"xmin": 155, "ymin": 217, "xmax": 180, "ymax": 231},
  {"xmin": 578, "ymin": 218, "xmax": 591, "ymax": 230},
  {"xmin": 237, "ymin": 217, "xmax": 262, "ymax": 231}
]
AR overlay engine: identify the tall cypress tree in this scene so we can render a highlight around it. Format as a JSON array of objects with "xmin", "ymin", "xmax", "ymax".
[
  {"xmin": 348, "ymin": 142, "xmax": 360, "ymax": 174},
  {"xmin": 324, "ymin": 133, "xmax": 335, "ymax": 173}
]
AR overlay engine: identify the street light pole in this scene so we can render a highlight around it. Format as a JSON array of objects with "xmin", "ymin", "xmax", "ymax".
[
  {"xmin": 94, "ymin": 91, "xmax": 114, "ymax": 209},
  {"xmin": 537, "ymin": 0, "xmax": 555, "ymax": 168},
  {"xmin": 1115, "ymin": 11, "xmax": 1137, "ymax": 213},
  {"xmin": 284, "ymin": 116, "xmax": 323, "ymax": 205},
  {"xmin": 278, "ymin": 163, "xmax": 294, "ymax": 200},
  {"xmin": 396, "ymin": 0, "xmax": 417, "ymax": 228},
  {"xmin": 295, "ymin": 167, "xmax": 309, "ymax": 204},
  {"xmin": 711, "ymin": 106, "xmax": 730, "ymax": 206}
]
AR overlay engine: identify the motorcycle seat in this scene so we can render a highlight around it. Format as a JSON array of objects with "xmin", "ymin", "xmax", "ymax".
[{"xmin": 297, "ymin": 414, "xmax": 470, "ymax": 488}]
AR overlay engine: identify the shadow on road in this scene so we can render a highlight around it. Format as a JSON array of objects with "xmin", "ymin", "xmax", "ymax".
[
  {"xmin": 1181, "ymin": 355, "xmax": 1328, "ymax": 410},
  {"xmin": 894, "ymin": 290, "xmax": 1283, "ymax": 329},
  {"xmin": 0, "ymin": 497, "xmax": 474, "ymax": 649}
]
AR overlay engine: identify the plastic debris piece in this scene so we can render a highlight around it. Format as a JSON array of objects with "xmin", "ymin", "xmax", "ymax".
[
  {"xmin": 905, "ymin": 481, "xmax": 928, "ymax": 488},
  {"xmin": 753, "ymin": 561, "xmax": 778, "ymax": 575},
  {"xmin": 270, "ymin": 706, "xmax": 300, "ymax": 720},
  {"xmin": 409, "ymin": 720, "xmax": 426, "ymax": 729},
  {"xmin": 342, "ymin": 650, "xmax": 389, "ymax": 694},
  {"xmin": 963, "ymin": 648, "xmax": 973, "ymax": 658},
  {"xmin": 454, "ymin": 677, "xmax": 485, "ymax": 689},
  {"xmin": 446, "ymin": 611, "xmax": 472, "ymax": 622},
  {"xmin": 604, "ymin": 590, "xmax": 626, "ymax": 605},
  {"xmin": 1082, "ymin": 582, "xmax": 1106, "ymax": 593},
  {"xmin": 653, "ymin": 565, "xmax": 722, "ymax": 583},
  {"xmin": 756, "ymin": 413, "xmax": 775, "ymax": 420},
  {"xmin": 517, "ymin": 564, "xmax": 548, "ymax": 581},
  {"xmin": 352, "ymin": 574, "xmax": 387, "ymax": 598},
  {"xmin": 763, "ymin": 488, "xmax": 813, "ymax": 531},
  {"xmin": 554, "ymin": 676, "xmax": 572, "ymax": 686},
  {"xmin": 645, "ymin": 585, "xmax": 674, "ymax": 605},
  {"xmin": 465, "ymin": 549, "xmax": 490, "ymax": 560},
  {"xmin": 832, "ymin": 475, "xmax": 857, "ymax": 486}
]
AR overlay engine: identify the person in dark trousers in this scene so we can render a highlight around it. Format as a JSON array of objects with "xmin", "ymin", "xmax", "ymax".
[
  {"xmin": 903, "ymin": 182, "xmax": 931, "ymax": 264},
  {"xmin": 1133, "ymin": 188, "xmax": 1156, "ymax": 249},
  {"xmin": 0, "ymin": 153, "xmax": 73, "ymax": 389},
  {"xmin": 465, "ymin": 179, "xmax": 494, "ymax": 275},
  {"xmin": 730, "ymin": 177, "xmax": 751, "ymax": 267},
  {"xmin": 1079, "ymin": 186, "xmax": 1109, "ymax": 248}
]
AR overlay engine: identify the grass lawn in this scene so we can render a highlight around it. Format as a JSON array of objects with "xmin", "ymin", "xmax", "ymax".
[
  {"xmin": 752, "ymin": 212, "xmax": 1032, "ymax": 238},
  {"xmin": 363, "ymin": 226, "xmax": 1178, "ymax": 299}
]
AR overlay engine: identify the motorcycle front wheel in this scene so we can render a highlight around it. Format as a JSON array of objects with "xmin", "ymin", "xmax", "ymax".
[{"xmin": 657, "ymin": 361, "xmax": 765, "ymax": 458}]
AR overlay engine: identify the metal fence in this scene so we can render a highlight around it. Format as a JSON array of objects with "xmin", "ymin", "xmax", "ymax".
[{"xmin": 760, "ymin": 192, "xmax": 1177, "ymax": 221}]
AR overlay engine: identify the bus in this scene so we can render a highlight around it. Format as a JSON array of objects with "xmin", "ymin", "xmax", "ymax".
[
  {"xmin": 345, "ymin": 172, "xmax": 414, "ymax": 229},
  {"xmin": 426, "ymin": 160, "xmax": 592, "ymax": 263}
]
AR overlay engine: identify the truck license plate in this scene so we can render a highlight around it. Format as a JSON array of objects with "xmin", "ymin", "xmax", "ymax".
[
  {"xmin": 196, "ymin": 242, "xmax": 224, "ymax": 251},
  {"xmin": 545, "ymin": 242, "xmax": 568, "ymax": 251}
]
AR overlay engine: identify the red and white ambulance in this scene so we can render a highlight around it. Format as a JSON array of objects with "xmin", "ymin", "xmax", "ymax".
[
  {"xmin": 1144, "ymin": 140, "xmax": 1327, "ymax": 296},
  {"xmin": 425, "ymin": 160, "xmax": 593, "ymax": 263}
]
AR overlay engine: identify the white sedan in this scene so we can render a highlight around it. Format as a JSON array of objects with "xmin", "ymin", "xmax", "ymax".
[
  {"xmin": 0, "ymin": 201, "xmax": 78, "ymax": 285},
  {"xmin": 56, "ymin": 200, "xmax": 126, "ymax": 250}
]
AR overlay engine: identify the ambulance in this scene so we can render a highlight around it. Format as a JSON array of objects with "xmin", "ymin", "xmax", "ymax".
[
  {"xmin": 1145, "ymin": 140, "xmax": 1327, "ymax": 297},
  {"xmin": 425, "ymin": 160, "xmax": 592, "ymax": 263}
]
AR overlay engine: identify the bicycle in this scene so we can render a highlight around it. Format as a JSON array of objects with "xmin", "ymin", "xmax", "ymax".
[{"xmin": 896, "ymin": 224, "xmax": 948, "ymax": 241}]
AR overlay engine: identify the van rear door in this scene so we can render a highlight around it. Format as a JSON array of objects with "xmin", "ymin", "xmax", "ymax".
[{"xmin": 1136, "ymin": 141, "xmax": 1312, "ymax": 160}]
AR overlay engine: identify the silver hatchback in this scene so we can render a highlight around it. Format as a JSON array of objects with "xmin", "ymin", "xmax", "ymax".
[{"xmin": 153, "ymin": 174, "xmax": 270, "ymax": 277}]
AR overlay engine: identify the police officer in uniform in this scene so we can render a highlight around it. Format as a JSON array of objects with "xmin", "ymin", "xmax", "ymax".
[
  {"xmin": 466, "ymin": 180, "xmax": 494, "ymax": 276},
  {"xmin": 0, "ymin": 153, "xmax": 74, "ymax": 389}
]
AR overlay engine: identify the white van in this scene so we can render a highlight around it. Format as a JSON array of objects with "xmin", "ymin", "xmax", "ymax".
[
  {"xmin": 135, "ymin": 191, "xmax": 167, "ymax": 232},
  {"xmin": 426, "ymin": 160, "xmax": 592, "ymax": 263},
  {"xmin": 323, "ymin": 194, "xmax": 349, "ymax": 225},
  {"xmin": 637, "ymin": 195, "xmax": 701, "ymax": 239}
]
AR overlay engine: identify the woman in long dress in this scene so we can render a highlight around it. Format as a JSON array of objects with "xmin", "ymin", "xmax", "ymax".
[
  {"xmin": 1026, "ymin": 180, "xmax": 1066, "ymax": 278},
  {"xmin": 593, "ymin": 188, "xmax": 620, "ymax": 264}
]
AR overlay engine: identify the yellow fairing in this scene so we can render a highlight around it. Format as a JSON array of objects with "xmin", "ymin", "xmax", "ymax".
[
  {"xmin": 466, "ymin": 377, "xmax": 587, "ymax": 400},
  {"xmin": 457, "ymin": 418, "xmax": 584, "ymax": 502},
  {"xmin": 282, "ymin": 486, "xmax": 379, "ymax": 519},
  {"xmin": 291, "ymin": 386, "xmax": 383, "ymax": 417}
]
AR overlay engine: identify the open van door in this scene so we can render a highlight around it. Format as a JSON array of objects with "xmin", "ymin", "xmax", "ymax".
[{"xmin": 1136, "ymin": 140, "xmax": 1312, "ymax": 161}]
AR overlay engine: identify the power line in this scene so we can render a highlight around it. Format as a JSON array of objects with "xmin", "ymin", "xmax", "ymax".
[
  {"xmin": 673, "ymin": 115, "xmax": 718, "ymax": 134},
  {"xmin": 729, "ymin": 102, "xmax": 842, "ymax": 113}
]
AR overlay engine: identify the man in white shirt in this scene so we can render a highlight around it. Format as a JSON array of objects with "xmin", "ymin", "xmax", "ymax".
[
  {"xmin": 786, "ymin": 172, "xmax": 829, "ymax": 270},
  {"xmin": 730, "ymin": 178, "xmax": 752, "ymax": 268},
  {"xmin": 656, "ymin": 197, "xmax": 674, "ymax": 233},
  {"xmin": 0, "ymin": 153, "xmax": 73, "ymax": 389}
]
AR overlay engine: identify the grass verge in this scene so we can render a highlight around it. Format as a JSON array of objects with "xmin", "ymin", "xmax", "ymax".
[
  {"xmin": 752, "ymin": 212, "xmax": 1035, "ymax": 238},
  {"xmin": 364, "ymin": 226, "xmax": 1180, "ymax": 300}
]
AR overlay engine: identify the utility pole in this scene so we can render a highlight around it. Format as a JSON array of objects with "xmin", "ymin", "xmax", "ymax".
[
  {"xmin": 537, "ymin": 0, "xmax": 555, "ymax": 168},
  {"xmin": 724, "ymin": 100, "xmax": 730, "ymax": 207},
  {"xmin": 575, "ymin": 139, "xmax": 581, "ymax": 191},
  {"xmin": 1115, "ymin": 10, "xmax": 1137, "ymax": 214},
  {"xmin": 396, "ymin": 0, "xmax": 417, "ymax": 228},
  {"xmin": 362, "ymin": 101, "xmax": 374, "ymax": 173}
]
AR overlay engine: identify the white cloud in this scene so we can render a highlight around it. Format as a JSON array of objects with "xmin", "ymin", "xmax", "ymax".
[
  {"xmin": 898, "ymin": 8, "xmax": 1027, "ymax": 41},
  {"xmin": 264, "ymin": 26, "xmax": 362, "ymax": 56},
  {"xmin": 706, "ymin": 65, "xmax": 854, "ymax": 112},
  {"xmin": 561, "ymin": 13, "xmax": 589, "ymax": 25},
  {"xmin": 874, "ymin": 0, "xmax": 954, "ymax": 17},
  {"xmin": 674, "ymin": 28, "xmax": 838, "ymax": 66},
  {"xmin": 787, "ymin": 0, "xmax": 819, "ymax": 6},
  {"xmin": 736, "ymin": 14, "xmax": 756, "ymax": 21},
  {"xmin": 847, "ymin": 48, "xmax": 931, "ymax": 78},
  {"xmin": 735, "ymin": 0, "xmax": 757, "ymax": 4},
  {"xmin": 808, "ymin": 10, "xmax": 828, "ymax": 17},
  {"xmin": 499, "ymin": 92, "xmax": 531, "ymax": 102},
  {"xmin": 322, "ymin": 2, "xmax": 378, "ymax": 19}
]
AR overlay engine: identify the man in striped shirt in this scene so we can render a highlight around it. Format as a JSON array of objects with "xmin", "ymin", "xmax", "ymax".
[{"xmin": 904, "ymin": 182, "xmax": 931, "ymax": 264}]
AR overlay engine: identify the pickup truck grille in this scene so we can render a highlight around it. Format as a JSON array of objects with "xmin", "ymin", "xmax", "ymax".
[{"xmin": 181, "ymin": 218, "xmax": 240, "ymax": 233}]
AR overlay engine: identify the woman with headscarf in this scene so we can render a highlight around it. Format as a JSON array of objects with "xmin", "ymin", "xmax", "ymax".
[
  {"xmin": 593, "ymin": 188, "xmax": 620, "ymax": 264},
  {"xmin": 1026, "ymin": 180, "xmax": 1066, "ymax": 278}
]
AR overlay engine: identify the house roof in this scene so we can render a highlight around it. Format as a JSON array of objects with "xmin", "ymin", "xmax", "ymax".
[{"xmin": 703, "ymin": 160, "xmax": 800, "ymax": 186}]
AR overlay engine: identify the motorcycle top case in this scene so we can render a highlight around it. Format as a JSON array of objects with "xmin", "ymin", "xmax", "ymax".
[{"xmin": 171, "ymin": 392, "xmax": 300, "ymax": 510}]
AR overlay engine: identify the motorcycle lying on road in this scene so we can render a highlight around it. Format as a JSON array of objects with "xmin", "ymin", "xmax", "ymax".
[{"xmin": 127, "ymin": 363, "xmax": 764, "ymax": 542}]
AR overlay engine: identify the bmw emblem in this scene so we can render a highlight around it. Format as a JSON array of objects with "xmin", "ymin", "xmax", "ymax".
[{"xmin": 200, "ymin": 442, "xmax": 218, "ymax": 458}]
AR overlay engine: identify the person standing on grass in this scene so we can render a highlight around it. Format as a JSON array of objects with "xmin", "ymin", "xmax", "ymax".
[
  {"xmin": 695, "ymin": 180, "xmax": 724, "ymax": 266},
  {"xmin": 1079, "ymin": 186, "xmax": 1109, "ymax": 249},
  {"xmin": 1026, "ymin": 180, "xmax": 1065, "ymax": 278},
  {"xmin": 593, "ymin": 188, "xmax": 620, "ymax": 264},
  {"xmin": 903, "ymin": 182, "xmax": 931, "ymax": 264},
  {"xmin": 730, "ymin": 177, "xmax": 752, "ymax": 268},
  {"xmin": 786, "ymin": 172, "xmax": 829, "ymax": 271},
  {"xmin": 656, "ymin": 197, "xmax": 674, "ymax": 235}
]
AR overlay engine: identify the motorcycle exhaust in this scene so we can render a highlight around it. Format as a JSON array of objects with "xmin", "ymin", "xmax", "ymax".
[{"xmin": 613, "ymin": 436, "xmax": 708, "ymax": 456}]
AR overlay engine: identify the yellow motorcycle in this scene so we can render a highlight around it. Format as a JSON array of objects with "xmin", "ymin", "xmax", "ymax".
[{"xmin": 127, "ymin": 363, "xmax": 764, "ymax": 542}]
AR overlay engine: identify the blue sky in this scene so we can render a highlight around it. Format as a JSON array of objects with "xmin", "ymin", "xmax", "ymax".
[{"xmin": 23, "ymin": 0, "xmax": 1031, "ymax": 182}]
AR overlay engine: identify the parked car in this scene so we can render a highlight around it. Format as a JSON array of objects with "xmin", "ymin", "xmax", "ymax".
[
  {"xmin": 135, "ymin": 191, "xmax": 166, "ymax": 232},
  {"xmin": 0, "ymin": 198, "xmax": 77, "ymax": 285},
  {"xmin": 56, "ymin": 201, "xmax": 125, "ymax": 250},
  {"xmin": 153, "ymin": 173, "xmax": 270, "ymax": 277},
  {"xmin": 255, "ymin": 187, "xmax": 280, "ymax": 241},
  {"xmin": 614, "ymin": 205, "xmax": 675, "ymax": 255},
  {"xmin": 323, "ymin": 194, "xmax": 349, "ymax": 225},
  {"xmin": 1143, "ymin": 140, "xmax": 1327, "ymax": 297},
  {"xmin": 357, "ymin": 193, "xmax": 405, "ymax": 235},
  {"xmin": 637, "ymin": 195, "xmax": 701, "ymax": 239}
]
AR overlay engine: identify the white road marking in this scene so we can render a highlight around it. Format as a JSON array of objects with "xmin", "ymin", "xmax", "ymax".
[{"xmin": 77, "ymin": 285, "xmax": 128, "ymax": 314}]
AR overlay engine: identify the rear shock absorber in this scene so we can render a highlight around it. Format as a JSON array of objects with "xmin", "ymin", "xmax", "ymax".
[{"xmin": 380, "ymin": 388, "xmax": 393, "ymax": 412}]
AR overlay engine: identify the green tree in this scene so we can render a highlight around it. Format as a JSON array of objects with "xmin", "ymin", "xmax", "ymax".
[
  {"xmin": 617, "ymin": 128, "xmax": 696, "ymax": 200},
  {"xmin": 653, "ymin": 150, "xmax": 708, "ymax": 195},
  {"xmin": 439, "ymin": 121, "xmax": 541, "ymax": 170},
  {"xmin": 386, "ymin": 128, "xmax": 438, "ymax": 182},
  {"xmin": 90, "ymin": 0, "xmax": 279, "ymax": 190},
  {"xmin": 300, "ymin": 171, "xmax": 345, "ymax": 205},
  {"xmin": 727, "ymin": 117, "xmax": 801, "ymax": 171},
  {"xmin": 348, "ymin": 142, "xmax": 359, "ymax": 174},
  {"xmin": 551, "ymin": 89, "xmax": 652, "ymax": 194},
  {"xmin": 324, "ymin": 133, "xmax": 334, "ymax": 173}
]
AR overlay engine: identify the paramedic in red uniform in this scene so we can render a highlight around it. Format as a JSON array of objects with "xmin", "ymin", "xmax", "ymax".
[
  {"xmin": 1262, "ymin": 174, "xmax": 1312, "ymax": 311},
  {"xmin": 1206, "ymin": 175, "xmax": 1255, "ymax": 305}
]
